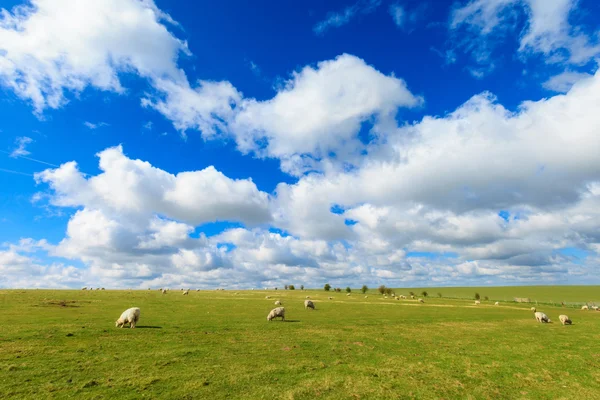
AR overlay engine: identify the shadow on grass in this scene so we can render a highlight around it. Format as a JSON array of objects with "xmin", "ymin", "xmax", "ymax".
[
  {"xmin": 284, "ymin": 320, "xmax": 301, "ymax": 323},
  {"xmin": 135, "ymin": 326, "xmax": 162, "ymax": 329}
]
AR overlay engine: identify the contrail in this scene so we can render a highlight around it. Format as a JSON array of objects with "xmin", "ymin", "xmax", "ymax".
[
  {"xmin": 0, "ymin": 150, "xmax": 60, "ymax": 168},
  {"xmin": 0, "ymin": 168, "xmax": 33, "ymax": 177}
]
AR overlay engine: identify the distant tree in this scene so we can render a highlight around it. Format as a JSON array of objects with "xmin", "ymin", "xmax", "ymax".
[
  {"xmin": 275, "ymin": 287, "xmax": 278, "ymax": 291},
  {"xmin": 284, "ymin": 285, "xmax": 288, "ymax": 290},
  {"xmin": 475, "ymin": 292, "xmax": 480, "ymax": 300},
  {"xmin": 289, "ymin": 285, "xmax": 295, "ymax": 290},
  {"xmin": 385, "ymin": 288, "xmax": 393, "ymax": 295},
  {"xmin": 409, "ymin": 291, "xmax": 415, "ymax": 296},
  {"xmin": 378, "ymin": 285, "xmax": 386, "ymax": 294},
  {"xmin": 484, "ymin": 296, "xmax": 489, "ymax": 301},
  {"xmin": 324, "ymin": 284, "xmax": 331, "ymax": 291},
  {"xmin": 346, "ymin": 287, "xmax": 352, "ymax": 293},
  {"xmin": 437, "ymin": 292, "xmax": 442, "ymax": 298},
  {"xmin": 300, "ymin": 285, "xmax": 304, "ymax": 291},
  {"xmin": 336, "ymin": 288, "xmax": 342, "ymax": 292},
  {"xmin": 421, "ymin": 291, "xmax": 428, "ymax": 297},
  {"xmin": 361, "ymin": 285, "xmax": 368, "ymax": 294}
]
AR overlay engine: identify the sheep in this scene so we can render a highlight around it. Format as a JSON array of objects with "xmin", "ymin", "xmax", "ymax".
[
  {"xmin": 304, "ymin": 300, "xmax": 315, "ymax": 310},
  {"xmin": 328, "ymin": 297, "xmax": 333, "ymax": 300},
  {"xmin": 582, "ymin": 305, "xmax": 589, "ymax": 310},
  {"xmin": 101, "ymin": 288, "xmax": 105, "ymax": 290},
  {"xmin": 265, "ymin": 296, "xmax": 271, "ymax": 299},
  {"xmin": 81, "ymin": 287, "xmax": 87, "ymax": 290},
  {"xmin": 534, "ymin": 311, "xmax": 550, "ymax": 323},
  {"xmin": 418, "ymin": 298, "xmax": 424, "ymax": 303},
  {"xmin": 494, "ymin": 301, "xmax": 499, "ymax": 305},
  {"xmin": 411, "ymin": 295, "xmax": 415, "ymax": 299},
  {"xmin": 115, "ymin": 307, "xmax": 140, "ymax": 328},
  {"xmin": 162, "ymin": 289, "xmax": 167, "ymax": 294},
  {"xmin": 400, "ymin": 295, "xmax": 406, "ymax": 299},
  {"xmin": 384, "ymin": 296, "xmax": 388, "ymax": 299},
  {"xmin": 346, "ymin": 293, "xmax": 351, "ymax": 296},
  {"xmin": 531, "ymin": 307, "xmax": 536, "ymax": 312},
  {"xmin": 305, "ymin": 296, "xmax": 310, "ymax": 299},
  {"xmin": 592, "ymin": 306, "xmax": 599, "ymax": 311},
  {"xmin": 196, "ymin": 289, "xmax": 200, "ymax": 292},
  {"xmin": 267, "ymin": 307, "xmax": 285, "ymax": 321},
  {"xmin": 475, "ymin": 300, "xmax": 480, "ymax": 305},
  {"xmin": 183, "ymin": 290, "xmax": 189, "ymax": 295},
  {"xmin": 559, "ymin": 315, "xmax": 572, "ymax": 325},
  {"xmin": 365, "ymin": 296, "xmax": 369, "ymax": 299},
  {"xmin": 274, "ymin": 300, "xmax": 282, "ymax": 306}
]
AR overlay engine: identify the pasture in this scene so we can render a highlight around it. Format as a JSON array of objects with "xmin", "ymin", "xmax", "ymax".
[{"xmin": 1, "ymin": 287, "xmax": 600, "ymax": 399}]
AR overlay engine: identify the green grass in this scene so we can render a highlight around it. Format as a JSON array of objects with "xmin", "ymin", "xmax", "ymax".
[{"xmin": 2, "ymin": 287, "xmax": 600, "ymax": 399}]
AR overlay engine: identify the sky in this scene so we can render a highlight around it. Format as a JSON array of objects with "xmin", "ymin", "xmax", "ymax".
[{"xmin": 0, "ymin": 0, "xmax": 599, "ymax": 289}]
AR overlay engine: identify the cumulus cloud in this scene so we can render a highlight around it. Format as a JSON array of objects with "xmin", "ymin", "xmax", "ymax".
[
  {"xmin": 542, "ymin": 70, "xmax": 593, "ymax": 93},
  {"xmin": 313, "ymin": 0, "xmax": 382, "ymax": 35},
  {"xmin": 231, "ymin": 54, "xmax": 423, "ymax": 175},
  {"xmin": 34, "ymin": 145, "xmax": 272, "ymax": 226},
  {"xmin": 0, "ymin": 0, "xmax": 188, "ymax": 113}
]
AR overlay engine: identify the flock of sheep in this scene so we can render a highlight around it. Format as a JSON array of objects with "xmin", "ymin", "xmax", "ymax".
[{"xmin": 112, "ymin": 290, "xmax": 590, "ymax": 329}]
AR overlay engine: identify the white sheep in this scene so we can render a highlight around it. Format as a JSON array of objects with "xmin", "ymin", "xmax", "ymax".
[
  {"xmin": 162, "ymin": 289, "xmax": 167, "ymax": 294},
  {"xmin": 115, "ymin": 307, "xmax": 140, "ymax": 328},
  {"xmin": 274, "ymin": 300, "xmax": 282, "ymax": 306},
  {"xmin": 494, "ymin": 301, "xmax": 499, "ymax": 305},
  {"xmin": 365, "ymin": 296, "xmax": 369, "ymax": 299},
  {"xmin": 305, "ymin": 296, "xmax": 310, "ymax": 299},
  {"xmin": 531, "ymin": 307, "xmax": 536, "ymax": 312},
  {"xmin": 582, "ymin": 305, "xmax": 589, "ymax": 310},
  {"xmin": 559, "ymin": 315, "xmax": 572, "ymax": 325},
  {"xmin": 328, "ymin": 297, "xmax": 333, "ymax": 300},
  {"xmin": 183, "ymin": 290, "xmax": 189, "ymax": 295},
  {"xmin": 592, "ymin": 306, "xmax": 598, "ymax": 310},
  {"xmin": 411, "ymin": 295, "xmax": 415, "ymax": 299},
  {"xmin": 267, "ymin": 307, "xmax": 285, "ymax": 321},
  {"xmin": 418, "ymin": 298, "xmax": 424, "ymax": 303},
  {"xmin": 534, "ymin": 311, "xmax": 550, "ymax": 323},
  {"xmin": 265, "ymin": 296, "xmax": 271, "ymax": 299},
  {"xmin": 346, "ymin": 293, "xmax": 351, "ymax": 296},
  {"xmin": 81, "ymin": 287, "xmax": 87, "ymax": 290},
  {"xmin": 305, "ymin": 300, "xmax": 315, "ymax": 310},
  {"xmin": 475, "ymin": 300, "xmax": 480, "ymax": 305}
]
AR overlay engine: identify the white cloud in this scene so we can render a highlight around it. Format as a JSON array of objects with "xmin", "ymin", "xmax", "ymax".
[
  {"xmin": 389, "ymin": 4, "xmax": 405, "ymax": 27},
  {"xmin": 0, "ymin": 0, "xmax": 188, "ymax": 113},
  {"xmin": 83, "ymin": 121, "xmax": 109, "ymax": 130},
  {"xmin": 543, "ymin": 70, "xmax": 593, "ymax": 92},
  {"xmin": 10, "ymin": 136, "xmax": 33, "ymax": 157},
  {"xmin": 314, "ymin": 0, "xmax": 382, "ymax": 35},
  {"xmin": 451, "ymin": 0, "xmax": 600, "ymax": 67},
  {"xmin": 34, "ymin": 145, "xmax": 272, "ymax": 227},
  {"xmin": 231, "ymin": 54, "xmax": 423, "ymax": 175}
]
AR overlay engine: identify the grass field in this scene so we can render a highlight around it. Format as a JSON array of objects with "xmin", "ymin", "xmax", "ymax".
[{"xmin": 2, "ymin": 287, "xmax": 600, "ymax": 399}]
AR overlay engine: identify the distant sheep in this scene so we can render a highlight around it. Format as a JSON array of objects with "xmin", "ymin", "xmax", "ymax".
[
  {"xmin": 267, "ymin": 307, "xmax": 285, "ymax": 321},
  {"xmin": 305, "ymin": 296, "xmax": 310, "ymax": 299},
  {"xmin": 494, "ymin": 302, "xmax": 499, "ymax": 305},
  {"xmin": 475, "ymin": 300, "xmax": 480, "ymax": 305},
  {"xmin": 305, "ymin": 300, "xmax": 315, "ymax": 310},
  {"xmin": 365, "ymin": 296, "xmax": 369, "ymax": 299},
  {"xmin": 265, "ymin": 296, "xmax": 271, "ymax": 299},
  {"xmin": 183, "ymin": 290, "xmax": 189, "ymax": 295},
  {"xmin": 411, "ymin": 295, "xmax": 415, "ymax": 299},
  {"xmin": 115, "ymin": 307, "xmax": 140, "ymax": 328},
  {"xmin": 328, "ymin": 297, "xmax": 333, "ymax": 300},
  {"xmin": 534, "ymin": 311, "xmax": 550, "ymax": 323},
  {"xmin": 162, "ymin": 289, "xmax": 167, "ymax": 294},
  {"xmin": 418, "ymin": 298, "xmax": 424, "ymax": 303},
  {"xmin": 274, "ymin": 300, "xmax": 282, "ymax": 306},
  {"xmin": 346, "ymin": 293, "xmax": 351, "ymax": 296},
  {"xmin": 81, "ymin": 287, "xmax": 87, "ymax": 290},
  {"xmin": 101, "ymin": 288, "xmax": 105, "ymax": 290},
  {"xmin": 592, "ymin": 306, "xmax": 598, "ymax": 310},
  {"xmin": 531, "ymin": 307, "xmax": 536, "ymax": 312},
  {"xmin": 559, "ymin": 315, "xmax": 572, "ymax": 325},
  {"xmin": 400, "ymin": 295, "xmax": 406, "ymax": 299},
  {"xmin": 582, "ymin": 305, "xmax": 589, "ymax": 310}
]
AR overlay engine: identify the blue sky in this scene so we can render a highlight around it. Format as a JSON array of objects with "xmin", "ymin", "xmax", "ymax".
[{"xmin": 0, "ymin": 0, "xmax": 599, "ymax": 289}]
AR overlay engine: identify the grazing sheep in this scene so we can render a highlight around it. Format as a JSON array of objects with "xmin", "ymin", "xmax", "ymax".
[
  {"xmin": 534, "ymin": 311, "xmax": 550, "ymax": 323},
  {"xmin": 400, "ymin": 295, "xmax": 406, "ymax": 299},
  {"xmin": 346, "ymin": 293, "xmax": 351, "ymax": 296},
  {"xmin": 411, "ymin": 295, "xmax": 415, "ymax": 299},
  {"xmin": 582, "ymin": 305, "xmax": 589, "ymax": 310},
  {"xmin": 592, "ymin": 306, "xmax": 598, "ymax": 311},
  {"xmin": 81, "ymin": 287, "xmax": 87, "ymax": 290},
  {"xmin": 265, "ymin": 296, "xmax": 271, "ymax": 299},
  {"xmin": 274, "ymin": 300, "xmax": 282, "ymax": 306},
  {"xmin": 418, "ymin": 298, "xmax": 424, "ymax": 303},
  {"xmin": 162, "ymin": 289, "xmax": 167, "ymax": 294},
  {"xmin": 115, "ymin": 307, "xmax": 140, "ymax": 328},
  {"xmin": 475, "ymin": 300, "xmax": 480, "ymax": 305},
  {"xmin": 267, "ymin": 307, "xmax": 285, "ymax": 321},
  {"xmin": 365, "ymin": 296, "xmax": 369, "ymax": 299},
  {"xmin": 495, "ymin": 301, "xmax": 499, "ymax": 305},
  {"xmin": 305, "ymin": 296, "xmax": 310, "ymax": 299},
  {"xmin": 531, "ymin": 307, "xmax": 536, "ymax": 312},
  {"xmin": 559, "ymin": 315, "xmax": 572, "ymax": 325},
  {"xmin": 305, "ymin": 300, "xmax": 315, "ymax": 310},
  {"xmin": 196, "ymin": 289, "xmax": 200, "ymax": 291},
  {"xmin": 328, "ymin": 297, "xmax": 333, "ymax": 300},
  {"xmin": 183, "ymin": 290, "xmax": 189, "ymax": 295}
]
